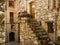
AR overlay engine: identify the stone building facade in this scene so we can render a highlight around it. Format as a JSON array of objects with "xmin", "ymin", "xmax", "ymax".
[
  {"xmin": 5, "ymin": 0, "xmax": 36, "ymax": 43},
  {"xmin": 5, "ymin": 0, "xmax": 20, "ymax": 42},
  {"xmin": 19, "ymin": 0, "xmax": 60, "ymax": 42},
  {"xmin": 5, "ymin": 0, "xmax": 60, "ymax": 43}
]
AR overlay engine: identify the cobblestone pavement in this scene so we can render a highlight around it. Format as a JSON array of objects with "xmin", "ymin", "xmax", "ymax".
[{"xmin": 5, "ymin": 41, "xmax": 20, "ymax": 45}]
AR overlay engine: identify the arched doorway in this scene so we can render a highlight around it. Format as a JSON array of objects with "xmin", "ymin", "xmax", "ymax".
[{"xmin": 9, "ymin": 32, "xmax": 15, "ymax": 41}]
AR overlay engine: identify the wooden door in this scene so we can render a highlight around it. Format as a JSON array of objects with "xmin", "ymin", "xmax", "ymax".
[{"xmin": 29, "ymin": 1, "xmax": 35, "ymax": 18}]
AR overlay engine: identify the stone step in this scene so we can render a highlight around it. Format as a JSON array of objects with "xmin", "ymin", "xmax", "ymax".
[
  {"xmin": 20, "ymin": 21, "xmax": 39, "ymax": 45},
  {"xmin": 20, "ymin": 18, "xmax": 50, "ymax": 45},
  {"xmin": 34, "ymin": 28, "xmax": 41, "ymax": 30},
  {"xmin": 34, "ymin": 25, "xmax": 40, "ymax": 27},
  {"xmin": 28, "ymin": 19, "xmax": 50, "ymax": 41},
  {"xmin": 34, "ymin": 29, "xmax": 45, "ymax": 32},
  {"xmin": 38, "ymin": 32, "xmax": 47, "ymax": 34}
]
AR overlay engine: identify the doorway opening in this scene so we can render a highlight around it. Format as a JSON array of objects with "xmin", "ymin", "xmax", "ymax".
[
  {"xmin": 29, "ymin": 1, "xmax": 35, "ymax": 18},
  {"xmin": 47, "ymin": 22, "xmax": 54, "ymax": 33},
  {"xmin": 9, "ymin": 32, "xmax": 15, "ymax": 41}
]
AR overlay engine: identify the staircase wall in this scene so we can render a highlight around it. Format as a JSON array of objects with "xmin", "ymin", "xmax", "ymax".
[{"xmin": 20, "ymin": 17, "xmax": 39, "ymax": 45}]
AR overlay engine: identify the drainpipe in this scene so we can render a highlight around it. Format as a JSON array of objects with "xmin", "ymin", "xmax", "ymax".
[
  {"xmin": 18, "ymin": 22, "xmax": 20, "ymax": 43},
  {"xmin": 54, "ymin": 8, "xmax": 59, "ymax": 44}
]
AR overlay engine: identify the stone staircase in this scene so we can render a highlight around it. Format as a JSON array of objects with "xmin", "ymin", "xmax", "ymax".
[
  {"xmin": 27, "ymin": 19, "xmax": 50, "ymax": 44},
  {"xmin": 19, "ymin": 12, "xmax": 51, "ymax": 45},
  {"xmin": 20, "ymin": 17, "xmax": 39, "ymax": 45}
]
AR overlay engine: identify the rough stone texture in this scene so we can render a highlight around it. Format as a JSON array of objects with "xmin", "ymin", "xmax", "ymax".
[
  {"xmin": 35, "ymin": 0, "xmax": 48, "ymax": 20},
  {"xmin": 34, "ymin": 0, "xmax": 49, "ymax": 33},
  {"xmin": 35, "ymin": 0, "xmax": 60, "ymax": 41},
  {"xmin": 0, "ymin": 25, "xmax": 5, "ymax": 45},
  {"xmin": 5, "ymin": 41, "xmax": 19, "ymax": 45},
  {"xmin": 20, "ymin": 18, "xmax": 39, "ymax": 45}
]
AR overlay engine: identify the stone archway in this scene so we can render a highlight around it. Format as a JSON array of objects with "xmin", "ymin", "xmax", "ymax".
[{"xmin": 9, "ymin": 32, "xmax": 15, "ymax": 42}]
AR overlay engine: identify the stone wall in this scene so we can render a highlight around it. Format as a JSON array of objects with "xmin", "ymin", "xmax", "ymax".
[
  {"xmin": 0, "ymin": 25, "xmax": 5, "ymax": 45},
  {"xmin": 20, "ymin": 17, "xmax": 39, "ymax": 45},
  {"xmin": 5, "ymin": 0, "xmax": 20, "ymax": 42},
  {"xmin": 34, "ymin": 0, "xmax": 60, "ymax": 41}
]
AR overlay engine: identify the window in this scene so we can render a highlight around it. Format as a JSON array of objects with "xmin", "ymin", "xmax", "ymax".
[
  {"xmin": 10, "ymin": 12, "xmax": 14, "ymax": 23},
  {"xmin": 58, "ymin": 36, "xmax": 60, "ymax": 41},
  {"xmin": 53, "ymin": 0, "xmax": 56, "ymax": 9},
  {"xmin": 11, "ymin": 24, "xmax": 14, "ymax": 30},
  {"xmin": 40, "ymin": 21, "xmax": 42, "ymax": 26},
  {"xmin": 47, "ymin": 22, "xmax": 54, "ymax": 33},
  {"xmin": 58, "ymin": 0, "xmax": 60, "ymax": 8},
  {"xmin": 48, "ymin": 0, "xmax": 56, "ymax": 10},
  {"xmin": 9, "ymin": 1, "xmax": 14, "ymax": 7}
]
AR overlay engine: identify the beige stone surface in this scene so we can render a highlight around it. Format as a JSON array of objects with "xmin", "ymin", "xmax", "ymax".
[
  {"xmin": 20, "ymin": 18, "xmax": 39, "ymax": 45},
  {"xmin": 5, "ymin": 0, "xmax": 60, "ymax": 43}
]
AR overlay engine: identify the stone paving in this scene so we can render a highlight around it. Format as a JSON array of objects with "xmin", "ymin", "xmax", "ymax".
[{"xmin": 5, "ymin": 41, "xmax": 20, "ymax": 45}]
